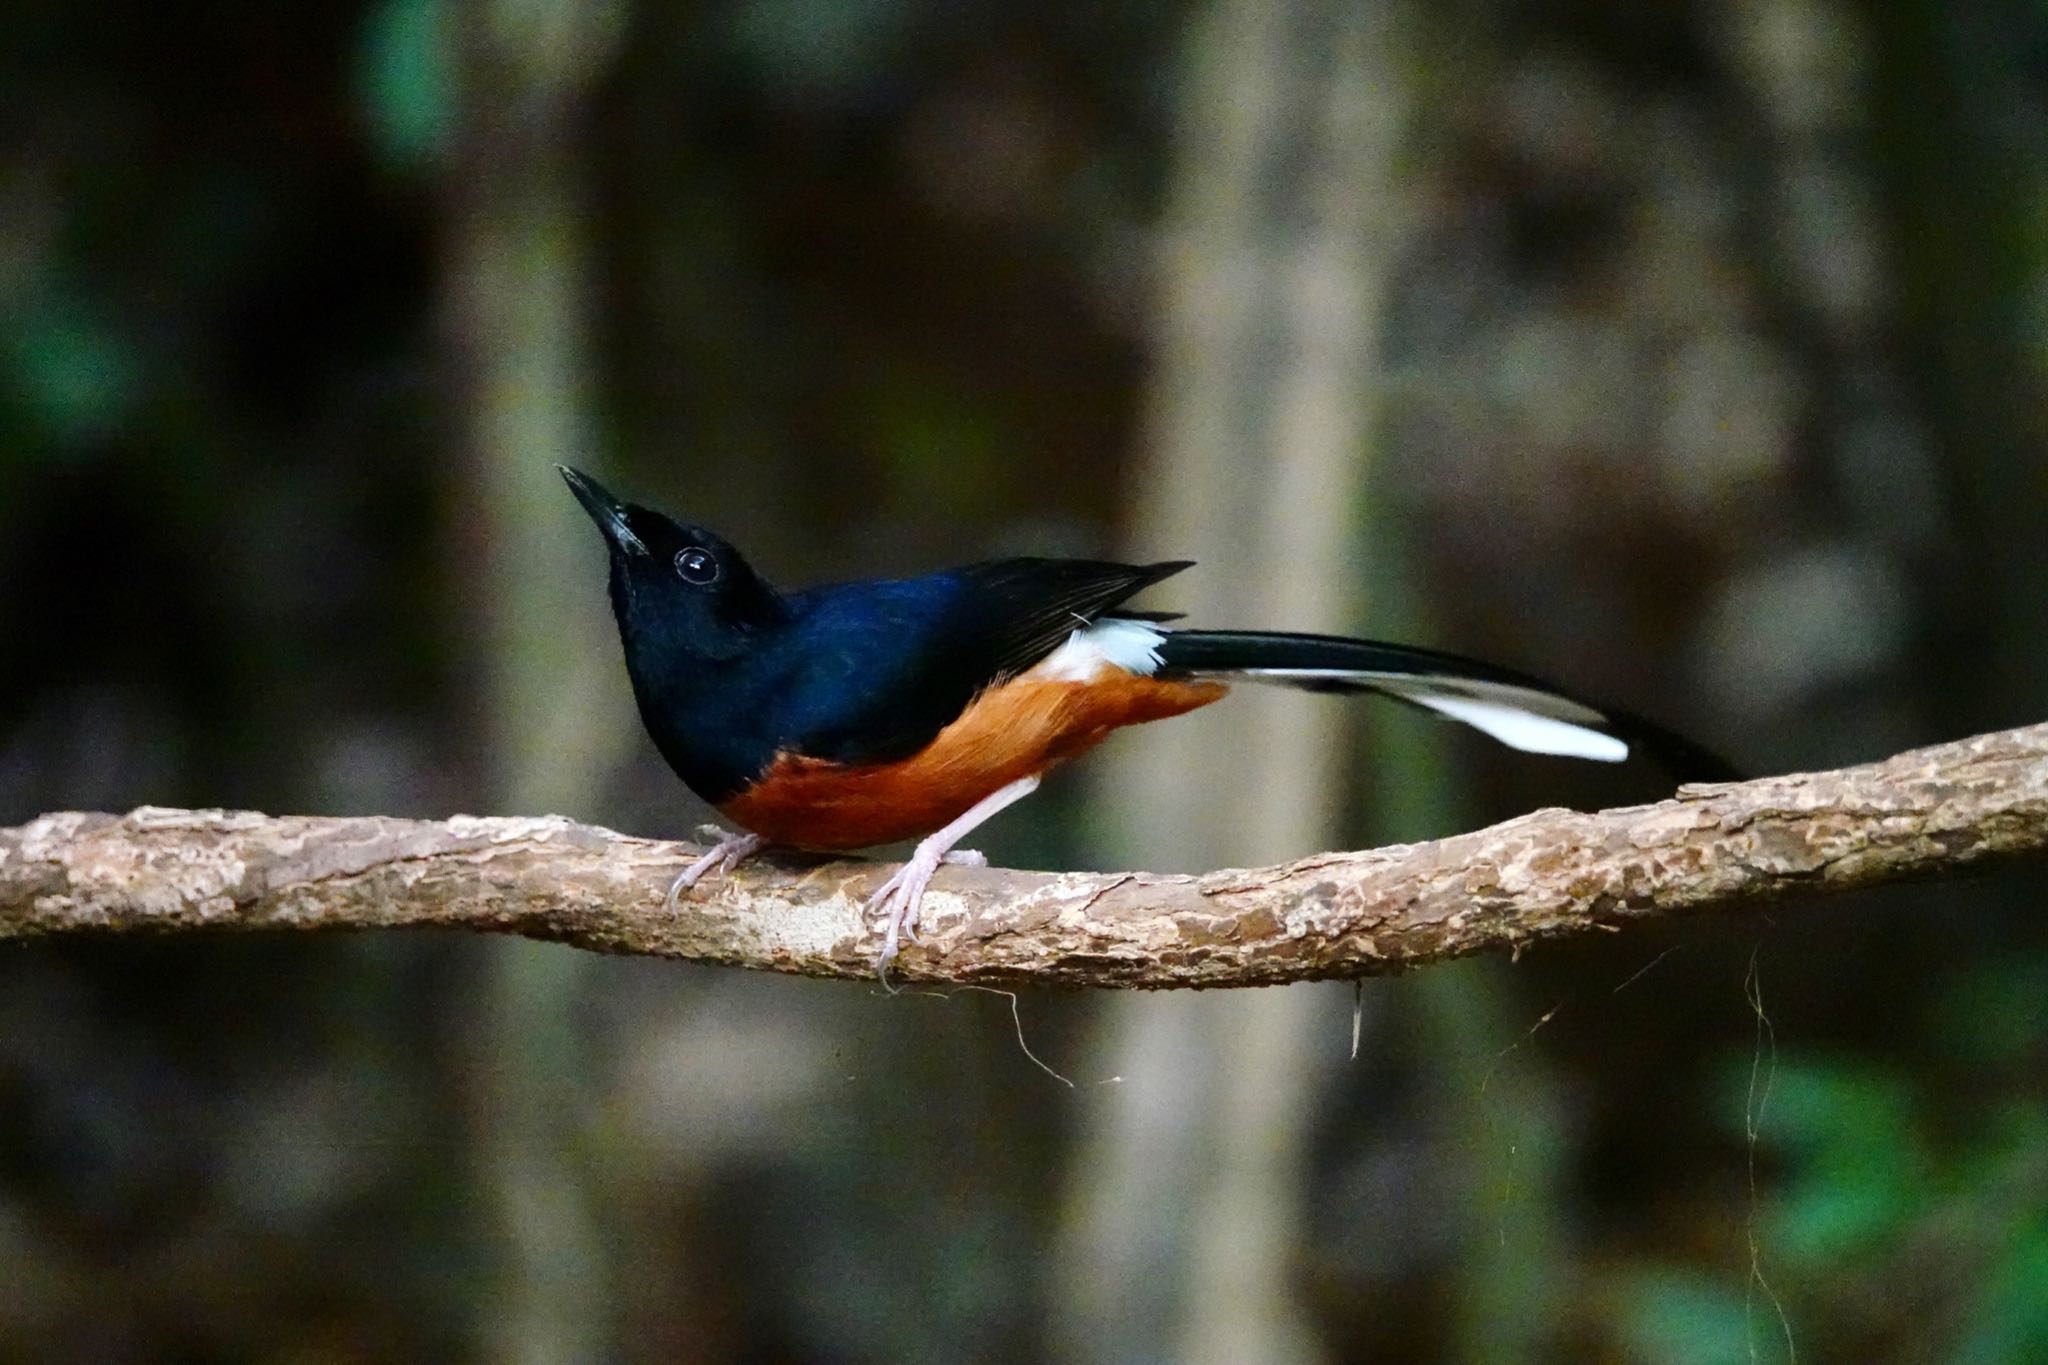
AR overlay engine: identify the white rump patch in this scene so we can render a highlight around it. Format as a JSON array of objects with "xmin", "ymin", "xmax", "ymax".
[{"xmin": 1028, "ymin": 619, "xmax": 1167, "ymax": 682}]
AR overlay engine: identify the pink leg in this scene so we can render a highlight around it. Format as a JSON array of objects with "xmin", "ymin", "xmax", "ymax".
[
  {"xmin": 867, "ymin": 774, "xmax": 1041, "ymax": 972},
  {"xmin": 665, "ymin": 828, "xmax": 768, "ymax": 913}
]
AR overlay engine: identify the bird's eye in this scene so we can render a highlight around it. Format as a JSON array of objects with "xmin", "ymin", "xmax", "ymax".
[{"xmin": 674, "ymin": 547, "xmax": 720, "ymax": 584}]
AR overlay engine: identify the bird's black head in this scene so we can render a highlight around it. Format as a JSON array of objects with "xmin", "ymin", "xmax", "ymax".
[{"xmin": 558, "ymin": 465, "xmax": 788, "ymax": 664}]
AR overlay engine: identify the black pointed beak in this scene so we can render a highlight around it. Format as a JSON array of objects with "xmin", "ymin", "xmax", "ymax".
[{"xmin": 558, "ymin": 465, "xmax": 648, "ymax": 556}]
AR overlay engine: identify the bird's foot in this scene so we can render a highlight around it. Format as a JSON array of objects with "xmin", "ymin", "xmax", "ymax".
[
  {"xmin": 860, "ymin": 773, "xmax": 1041, "ymax": 980},
  {"xmin": 866, "ymin": 848, "xmax": 983, "ymax": 973},
  {"xmin": 665, "ymin": 828, "xmax": 768, "ymax": 913}
]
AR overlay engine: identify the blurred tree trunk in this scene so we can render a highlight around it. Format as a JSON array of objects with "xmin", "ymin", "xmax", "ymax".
[
  {"xmin": 444, "ymin": 0, "xmax": 627, "ymax": 1360},
  {"xmin": 1054, "ymin": 3, "xmax": 1408, "ymax": 1361},
  {"xmin": 1354, "ymin": 422, "xmax": 1571, "ymax": 1364},
  {"xmin": 1375, "ymin": 0, "xmax": 2007, "ymax": 1353},
  {"xmin": 1871, "ymin": 0, "xmax": 2048, "ymax": 727}
]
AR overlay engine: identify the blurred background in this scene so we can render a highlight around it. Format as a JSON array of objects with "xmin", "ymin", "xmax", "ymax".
[{"xmin": 4, "ymin": 0, "xmax": 2048, "ymax": 1360}]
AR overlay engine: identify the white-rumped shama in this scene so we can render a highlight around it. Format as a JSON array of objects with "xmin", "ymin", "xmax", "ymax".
[{"xmin": 561, "ymin": 466, "xmax": 1733, "ymax": 968}]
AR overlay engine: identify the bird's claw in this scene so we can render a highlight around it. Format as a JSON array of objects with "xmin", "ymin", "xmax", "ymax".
[
  {"xmin": 665, "ymin": 830, "xmax": 767, "ymax": 913},
  {"xmin": 867, "ymin": 846, "xmax": 989, "ymax": 972}
]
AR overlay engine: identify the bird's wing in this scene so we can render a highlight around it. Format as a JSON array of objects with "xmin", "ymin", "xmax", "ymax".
[
  {"xmin": 944, "ymin": 558, "xmax": 1193, "ymax": 680},
  {"xmin": 772, "ymin": 558, "xmax": 1193, "ymax": 767}
]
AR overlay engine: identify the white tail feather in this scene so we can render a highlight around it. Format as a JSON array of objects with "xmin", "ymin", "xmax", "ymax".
[
  {"xmin": 1389, "ymin": 690, "xmax": 1628, "ymax": 762},
  {"xmin": 1037, "ymin": 624, "xmax": 1634, "ymax": 764},
  {"xmin": 1198, "ymin": 667, "xmax": 1629, "ymax": 763}
]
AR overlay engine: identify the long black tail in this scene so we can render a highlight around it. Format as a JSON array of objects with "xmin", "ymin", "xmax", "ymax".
[{"xmin": 1150, "ymin": 629, "xmax": 1738, "ymax": 783}]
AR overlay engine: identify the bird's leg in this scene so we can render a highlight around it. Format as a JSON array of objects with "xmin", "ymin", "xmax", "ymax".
[
  {"xmin": 665, "ymin": 827, "xmax": 769, "ymax": 913},
  {"xmin": 867, "ymin": 773, "xmax": 1041, "ymax": 973}
]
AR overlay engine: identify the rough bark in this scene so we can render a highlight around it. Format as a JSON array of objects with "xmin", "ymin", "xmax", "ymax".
[{"xmin": 4, "ymin": 721, "xmax": 2045, "ymax": 988}]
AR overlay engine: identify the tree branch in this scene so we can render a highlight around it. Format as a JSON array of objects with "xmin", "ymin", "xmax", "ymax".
[{"xmin": 4, "ymin": 721, "xmax": 2046, "ymax": 987}]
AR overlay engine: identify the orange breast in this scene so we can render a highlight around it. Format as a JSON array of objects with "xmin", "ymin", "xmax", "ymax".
[{"xmin": 718, "ymin": 672, "xmax": 1227, "ymax": 850}]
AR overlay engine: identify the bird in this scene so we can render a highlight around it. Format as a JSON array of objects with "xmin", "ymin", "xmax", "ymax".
[{"xmin": 560, "ymin": 465, "xmax": 1733, "ymax": 970}]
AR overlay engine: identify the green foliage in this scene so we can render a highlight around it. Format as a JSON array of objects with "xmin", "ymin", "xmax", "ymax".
[
  {"xmin": 1956, "ymin": 1219, "xmax": 2048, "ymax": 1365},
  {"xmin": 1616, "ymin": 1270, "xmax": 1776, "ymax": 1365},
  {"xmin": 1755, "ymin": 1060, "xmax": 1924, "ymax": 1263},
  {"xmin": 1632, "ymin": 958, "xmax": 2048, "ymax": 1359},
  {"xmin": 6, "ymin": 275, "xmax": 141, "ymax": 446},
  {"xmin": 357, "ymin": 0, "xmax": 454, "ymax": 171}
]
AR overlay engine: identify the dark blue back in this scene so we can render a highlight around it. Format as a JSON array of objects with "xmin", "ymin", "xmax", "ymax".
[{"xmin": 629, "ymin": 558, "xmax": 1190, "ymax": 803}]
